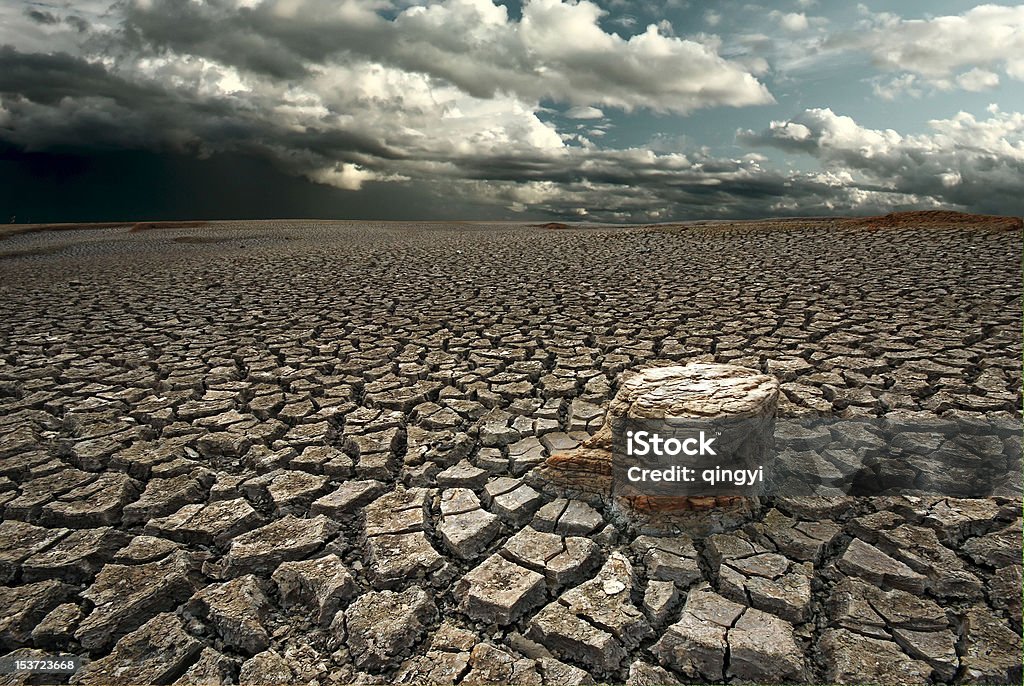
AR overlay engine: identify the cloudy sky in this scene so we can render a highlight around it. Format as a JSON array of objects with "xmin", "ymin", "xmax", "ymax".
[{"xmin": 1, "ymin": 0, "xmax": 1022, "ymax": 222}]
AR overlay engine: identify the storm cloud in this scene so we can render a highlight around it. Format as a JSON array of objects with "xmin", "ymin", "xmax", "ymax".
[{"xmin": 0, "ymin": 1, "xmax": 1022, "ymax": 221}]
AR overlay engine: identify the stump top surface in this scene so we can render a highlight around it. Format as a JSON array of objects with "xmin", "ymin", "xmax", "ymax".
[{"xmin": 610, "ymin": 363, "xmax": 778, "ymax": 419}]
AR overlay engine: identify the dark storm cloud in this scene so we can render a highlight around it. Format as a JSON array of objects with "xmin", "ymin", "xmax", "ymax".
[
  {"xmin": 0, "ymin": 144, "xmax": 453, "ymax": 224},
  {"xmin": 120, "ymin": 1, "xmax": 311, "ymax": 80},
  {"xmin": 66, "ymin": 15, "xmax": 90, "ymax": 33},
  {"xmin": 0, "ymin": 47, "xmax": 161, "ymax": 106},
  {"xmin": 0, "ymin": 39, "xmax": 991, "ymax": 221},
  {"xmin": 0, "ymin": 47, "xmax": 218, "ymax": 151},
  {"xmin": 0, "ymin": 46, "xmax": 398, "ymax": 167},
  {"xmin": 25, "ymin": 9, "xmax": 60, "ymax": 25},
  {"xmin": 0, "ymin": 1, "xmax": 1021, "ymax": 221},
  {"xmin": 0, "ymin": 48, "xmax": 247, "ymax": 154}
]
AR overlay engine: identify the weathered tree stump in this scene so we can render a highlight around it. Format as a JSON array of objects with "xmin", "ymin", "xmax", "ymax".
[{"xmin": 534, "ymin": 363, "xmax": 779, "ymax": 536}]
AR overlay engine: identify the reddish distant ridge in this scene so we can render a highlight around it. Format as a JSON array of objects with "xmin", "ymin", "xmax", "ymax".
[
  {"xmin": 846, "ymin": 210, "xmax": 1022, "ymax": 230},
  {"xmin": 646, "ymin": 210, "xmax": 1022, "ymax": 233}
]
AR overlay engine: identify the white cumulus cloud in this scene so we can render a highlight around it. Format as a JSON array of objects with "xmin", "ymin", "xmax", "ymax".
[
  {"xmin": 777, "ymin": 12, "xmax": 809, "ymax": 31},
  {"xmin": 110, "ymin": 0, "xmax": 775, "ymax": 114},
  {"xmin": 565, "ymin": 106, "xmax": 604, "ymax": 120},
  {"xmin": 741, "ymin": 106, "xmax": 1024, "ymax": 215},
  {"xmin": 830, "ymin": 4, "xmax": 1024, "ymax": 95},
  {"xmin": 957, "ymin": 68, "xmax": 1000, "ymax": 92}
]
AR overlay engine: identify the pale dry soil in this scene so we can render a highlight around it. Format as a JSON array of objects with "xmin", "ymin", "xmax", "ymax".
[{"xmin": 0, "ymin": 220, "xmax": 1020, "ymax": 685}]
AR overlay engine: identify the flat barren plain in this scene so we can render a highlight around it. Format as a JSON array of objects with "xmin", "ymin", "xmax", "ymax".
[{"xmin": 0, "ymin": 217, "xmax": 1021, "ymax": 685}]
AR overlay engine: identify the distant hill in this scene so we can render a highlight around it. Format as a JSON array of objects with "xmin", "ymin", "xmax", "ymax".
[{"xmin": 845, "ymin": 210, "xmax": 1022, "ymax": 230}]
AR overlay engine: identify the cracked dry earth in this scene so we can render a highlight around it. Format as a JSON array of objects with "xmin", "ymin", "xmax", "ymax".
[{"xmin": 0, "ymin": 220, "xmax": 1021, "ymax": 686}]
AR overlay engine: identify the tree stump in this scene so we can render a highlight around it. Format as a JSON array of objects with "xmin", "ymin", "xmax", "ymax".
[{"xmin": 534, "ymin": 363, "xmax": 779, "ymax": 536}]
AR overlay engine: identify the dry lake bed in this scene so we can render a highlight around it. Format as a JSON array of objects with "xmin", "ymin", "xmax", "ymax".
[{"xmin": 0, "ymin": 219, "xmax": 1021, "ymax": 684}]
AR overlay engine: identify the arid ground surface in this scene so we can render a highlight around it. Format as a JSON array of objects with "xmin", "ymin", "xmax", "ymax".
[{"xmin": 0, "ymin": 219, "xmax": 1021, "ymax": 685}]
